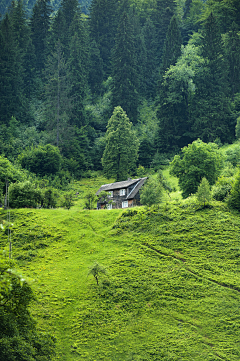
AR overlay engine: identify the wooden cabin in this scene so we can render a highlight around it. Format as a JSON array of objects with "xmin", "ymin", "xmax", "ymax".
[{"xmin": 96, "ymin": 177, "xmax": 147, "ymax": 209}]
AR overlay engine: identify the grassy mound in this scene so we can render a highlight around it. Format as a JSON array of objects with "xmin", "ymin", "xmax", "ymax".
[{"xmin": 1, "ymin": 200, "xmax": 240, "ymax": 360}]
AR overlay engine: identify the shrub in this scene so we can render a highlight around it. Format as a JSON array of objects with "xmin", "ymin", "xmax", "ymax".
[
  {"xmin": 9, "ymin": 181, "xmax": 42, "ymax": 208},
  {"xmin": 225, "ymin": 144, "xmax": 240, "ymax": 167},
  {"xmin": 228, "ymin": 171, "xmax": 240, "ymax": 210},
  {"xmin": 212, "ymin": 176, "xmax": 234, "ymax": 201},
  {"xmin": 20, "ymin": 144, "xmax": 62, "ymax": 176},
  {"xmin": 84, "ymin": 192, "xmax": 97, "ymax": 210}
]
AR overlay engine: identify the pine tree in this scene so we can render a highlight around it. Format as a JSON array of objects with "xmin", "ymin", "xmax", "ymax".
[
  {"xmin": 89, "ymin": 0, "xmax": 117, "ymax": 77},
  {"xmin": 141, "ymin": 18, "xmax": 158, "ymax": 99},
  {"xmin": 0, "ymin": 14, "xmax": 25, "ymax": 125},
  {"xmin": 224, "ymin": 22, "xmax": 240, "ymax": 98},
  {"xmin": 191, "ymin": 12, "xmax": 233, "ymax": 143},
  {"xmin": 88, "ymin": 40, "xmax": 104, "ymax": 97},
  {"xmin": 111, "ymin": 8, "xmax": 139, "ymax": 124},
  {"xmin": 196, "ymin": 177, "xmax": 211, "ymax": 207},
  {"xmin": 161, "ymin": 15, "xmax": 182, "ymax": 73},
  {"xmin": 102, "ymin": 106, "xmax": 139, "ymax": 181},
  {"xmin": 152, "ymin": 0, "xmax": 177, "ymax": 63},
  {"xmin": 30, "ymin": 0, "xmax": 52, "ymax": 75},
  {"xmin": 44, "ymin": 40, "xmax": 71, "ymax": 146}
]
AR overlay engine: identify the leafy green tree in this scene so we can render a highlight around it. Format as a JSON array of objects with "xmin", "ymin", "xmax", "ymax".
[
  {"xmin": 0, "ymin": 156, "xmax": 25, "ymax": 199},
  {"xmin": 235, "ymin": 117, "xmax": 240, "ymax": 139},
  {"xmin": 84, "ymin": 192, "xmax": 97, "ymax": 210},
  {"xmin": 140, "ymin": 177, "xmax": 162, "ymax": 207},
  {"xmin": 88, "ymin": 262, "xmax": 106, "ymax": 285},
  {"xmin": 102, "ymin": 106, "xmax": 139, "ymax": 181},
  {"xmin": 170, "ymin": 139, "xmax": 223, "ymax": 198},
  {"xmin": 111, "ymin": 8, "xmax": 139, "ymax": 124},
  {"xmin": 0, "ymin": 252, "xmax": 56, "ymax": 360},
  {"xmin": 196, "ymin": 177, "xmax": 211, "ymax": 206},
  {"xmin": 61, "ymin": 192, "xmax": 74, "ymax": 209}
]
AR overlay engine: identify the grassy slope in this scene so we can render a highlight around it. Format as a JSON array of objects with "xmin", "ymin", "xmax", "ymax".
[
  {"xmin": 1, "ymin": 168, "xmax": 240, "ymax": 361},
  {"xmin": 1, "ymin": 198, "xmax": 240, "ymax": 360}
]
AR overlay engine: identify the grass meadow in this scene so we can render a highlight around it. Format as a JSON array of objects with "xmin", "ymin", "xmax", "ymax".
[{"xmin": 0, "ymin": 172, "xmax": 240, "ymax": 360}]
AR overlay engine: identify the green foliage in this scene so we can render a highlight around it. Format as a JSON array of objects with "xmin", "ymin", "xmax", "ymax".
[
  {"xmin": 19, "ymin": 144, "xmax": 62, "ymax": 176},
  {"xmin": 196, "ymin": 177, "xmax": 211, "ymax": 206},
  {"xmin": 170, "ymin": 139, "xmax": 223, "ymax": 198},
  {"xmin": 235, "ymin": 117, "xmax": 240, "ymax": 139},
  {"xmin": 84, "ymin": 192, "xmax": 97, "ymax": 210},
  {"xmin": 61, "ymin": 192, "xmax": 74, "ymax": 210},
  {"xmin": 225, "ymin": 143, "xmax": 240, "ymax": 167},
  {"xmin": 212, "ymin": 176, "xmax": 234, "ymax": 202},
  {"xmin": 0, "ymin": 156, "xmax": 26, "ymax": 197},
  {"xmin": 102, "ymin": 106, "xmax": 139, "ymax": 181},
  {"xmin": 140, "ymin": 177, "xmax": 162, "ymax": 206},
  {"xmin": 88, "ymin": 262, "xmax": 106, "ymax": 285},
  {"xmin": 9, "ymin": 181, "xmax": 42, "ymax": 208},
  {"xmin": 42, "ymin": 188, "xmax": 58, "ymax": 208},
  {"xmin": 228, "ymin": 170, "xmax": 240, "ymax": 211},
  {"xmin": 0, "ymin": 252, "xmax": 56, "ymax": 360}
]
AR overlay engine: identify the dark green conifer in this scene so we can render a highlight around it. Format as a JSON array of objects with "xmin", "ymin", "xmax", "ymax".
[{"xmin": 111, "ymin": 8, "xmax": 139, "ymax": 124}]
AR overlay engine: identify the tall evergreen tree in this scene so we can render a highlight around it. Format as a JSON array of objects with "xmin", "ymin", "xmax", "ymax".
[
  {"xmin": 88, "ymin": 40, "xmax": 104, "ymax": 97},
  {"xmin": 89, "ymin": 0, "xmax": 117, "ymax": 77},
  {"xmin": 44, "ymin": 40, "xmax": 71, "ymax": 146},
  {"xmin": 191, "ymin": 12, "xmax": 233, "ymax": 143},
  {"xmin": 160, "ymin": 15, "xmax": 182, "ymax": 73},
  {"xmin": 152, "ymin": 0, "xmax": 177, "ymax": 63},
  {"xmin": 141, "ymin": 18, "xmax": 158, "ymax": 99},
  {"xmin": 30, "ymin": 0, "xmax": 52, "ymax": 75},
  {"xmin": 102, "ymin": 106, "xmax": 139, "ymax": 181},
  {"xmin": 0, "ymin": 14, "xmax": 25, "ymax": 125},
  {"xmin": 224, "ymin": 21, "xmax": 240, "ymax": 98},
  {"xmin": 111, "ymin": 7, "xmax": 139, "ymax": 124},
  {"xmin": 68, "ymin": 14, "xmax": 89, "ymax": 127}
]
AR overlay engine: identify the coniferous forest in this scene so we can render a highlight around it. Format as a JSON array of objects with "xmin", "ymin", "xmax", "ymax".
[{"xmin": 1, "ymin": 0, "xmax": 240, "ymax": 185}]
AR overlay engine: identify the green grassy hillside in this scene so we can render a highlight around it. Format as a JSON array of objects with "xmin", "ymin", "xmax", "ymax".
[{"xmin": 1, "ymin": 198, "xmax": 240, "ymax": 360}]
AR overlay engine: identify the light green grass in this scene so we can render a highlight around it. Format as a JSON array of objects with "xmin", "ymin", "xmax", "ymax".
[{"xmin": 1, "ymin": 195, "xmax": 240, "ymax": 360}]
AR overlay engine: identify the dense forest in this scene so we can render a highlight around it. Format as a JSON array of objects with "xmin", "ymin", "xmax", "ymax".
[{"xmin": 0, "ymin": 0, "xmax": 240, "ymax": 185}]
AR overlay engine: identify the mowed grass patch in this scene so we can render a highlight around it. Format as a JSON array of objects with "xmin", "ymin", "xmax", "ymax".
[{"xmin": 0, "ymin": 201, "xmax": 240, "ymax": 360}]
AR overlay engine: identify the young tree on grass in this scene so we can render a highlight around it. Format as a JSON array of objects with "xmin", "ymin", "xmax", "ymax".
[
  {"xmin": 84, "ymin": 192, "xmax": 97, "ymax": 210},
  {"xmin": 140, "ymin": 177, "xmax": 163, "ymax": 207},
  {"xmin": 88, "ymin": 262, "xmax": 106, "ymax": 285},
  {"xmin": 102, "ymin": 106, "xmax": 139, "ymax": 181},
  {"xmin": 196, "ymin": 177, "xmax": 211, "ymax": 207}
]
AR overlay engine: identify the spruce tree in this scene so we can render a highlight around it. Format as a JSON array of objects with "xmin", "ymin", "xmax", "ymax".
[
  {"xmin": 102, "ymin": 106, "xmax": 139, "ymax": 181},
  {"xmin": 224, "ymin": 22, "xmax": 240, "ymax": 98},
  {"xmin": 152, "ymin": 0, "xmax": 177, "ymax": 63},
  {"xmin": 141, "ymin": 18, "xmax": 158, "ymax": 99},
  {"xmin": 161, "ymin": 15, "xmax": 182, "ymax": 73},
  {"xmin": 191, "ymin": 12, "xmax": 233, "ymax": 143},
  {"xmin": 89, "ymin": 0, "xmax": 117, "ymax": 77},
  {"xmin": 111, "ymin": 8, "xmax": 139, "ymax": 124},
  {"xmin": 0, "ymin": 14, "xmax": 25, "ymax": 125},
  {"xmin": 30, "ymin": 0, "xmax": 52, "ymax": 75},
  {"xmin": 89, "ymin": 40, "xmax": 104, "ymax": 97}
]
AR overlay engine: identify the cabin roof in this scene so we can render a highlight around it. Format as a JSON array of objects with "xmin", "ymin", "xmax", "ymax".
[{"xmin": 96, "ymin": 177, "xmax": 147, "ymax": 196}]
